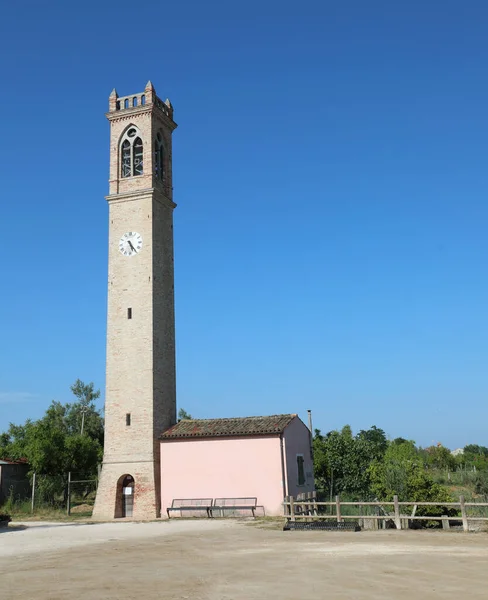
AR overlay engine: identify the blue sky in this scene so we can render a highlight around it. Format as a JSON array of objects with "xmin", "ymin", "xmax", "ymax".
[{"xmin": 0, "ymin": 0, "xmax": 487, "ymax": 448}]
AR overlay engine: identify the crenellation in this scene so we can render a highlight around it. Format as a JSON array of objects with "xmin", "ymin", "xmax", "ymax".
[{"xmin": 107, "ymin": 85, "xmax": 173, "ymax": 122}]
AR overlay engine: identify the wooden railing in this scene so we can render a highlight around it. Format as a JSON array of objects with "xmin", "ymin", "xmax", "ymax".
[{"xmin": 283, "ymin": 493, "xmax": 488, "ymax": 532}]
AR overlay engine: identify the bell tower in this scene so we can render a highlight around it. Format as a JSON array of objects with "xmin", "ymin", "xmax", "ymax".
[{"xmin": 93, "ymin": 82, "xmax": 177, "ymax": 520}]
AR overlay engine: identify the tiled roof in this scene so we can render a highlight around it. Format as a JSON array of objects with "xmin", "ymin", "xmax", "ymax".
[
  {"xmin": 0, "ymin": 458, "xmax": 28, "ymax": 465},
  {"xmin": 161, "ymin": 414, "xmax": 297, "ymax": 439}
]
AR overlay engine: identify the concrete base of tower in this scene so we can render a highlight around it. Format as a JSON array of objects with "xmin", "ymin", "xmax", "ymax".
[{"xmin": 92, "ymin": 460, "xmax": 161, "ymax": 520}]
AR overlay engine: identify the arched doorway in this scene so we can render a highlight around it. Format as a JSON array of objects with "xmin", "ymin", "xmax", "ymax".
[{"xmin": 115, "ymin": 474, "xmax": 135, "ymax": 518}]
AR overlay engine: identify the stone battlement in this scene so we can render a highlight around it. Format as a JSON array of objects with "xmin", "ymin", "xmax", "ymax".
[{"xmin": 108, "ymin": 81, "xmax": 173, "ymax": 120}]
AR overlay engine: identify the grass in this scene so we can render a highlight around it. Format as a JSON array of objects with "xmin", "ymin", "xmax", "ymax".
[{"xmin": 1, "ymin": 497, "xmax": 94, "ymax": 522}]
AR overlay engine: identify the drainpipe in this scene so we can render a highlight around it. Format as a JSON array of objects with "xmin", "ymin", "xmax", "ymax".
[
  {"xmin": 307, "ymin": 409, "xmax": 314, "ymax": 461},
  {"xmin": 280, "ymin": 433, "xmax": 289, "ymax": 499}
]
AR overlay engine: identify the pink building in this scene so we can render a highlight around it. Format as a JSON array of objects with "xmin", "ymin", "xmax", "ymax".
[{"xmin": 160, "ymin": 414, "xmax": 315, "ymax": 517}]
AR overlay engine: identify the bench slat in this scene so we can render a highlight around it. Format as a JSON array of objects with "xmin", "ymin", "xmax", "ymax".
[
  {"xmin": 214, "ymin": 497, "xmax": 257, "ymax": 507},
  {"xmin": 167, "ymin": 498, "xmax": 213, "ymax": 518},
  {"xmin": 171, "ymin": 498, "xmax": 213, "ymax": 508}
]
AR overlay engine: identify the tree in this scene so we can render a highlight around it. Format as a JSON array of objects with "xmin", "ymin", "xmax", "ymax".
[
  {"xmin": 70, "ymin": 379, "xmax": 101, "ymax": 406},
  {"xmin": 0, "ymin": 380, "xmax": 103, "ymax": 505},
  {"xmin": 422, "ymin": 445, "xmax": 456, "ymax": 471},
  {"xmin": 462, "ymin": 445, "xmax": 488, "ymax": 472},
  {"xmin": 313, "ymin": 425, "xmax": 389, "ymax": 500},
  {"xmin": 178, "ymin": 408, "xmax": 193, "ymax": 421},
  {"xmin": 356, "ymin": 426, "xmax": 388, "ymax": 462},
  {"xmin": 369, "ymin": 440, "xmax": 455, "ymax": 521},
  {"xmin": 464, "ymin": 445, "xmax": 488, "ymax": 457},
  {"xmin": 369, "ymin": 440, "xmax": 420, "ymax": 500},
  {"xmin": 70, "ymin": 379, "xmax": 101, "ymax": 435}
]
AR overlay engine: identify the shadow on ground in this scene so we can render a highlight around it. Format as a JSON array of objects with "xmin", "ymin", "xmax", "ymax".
[{"xmin": 0, "ymin": 524, "xmax": 27, "ymax": 533}]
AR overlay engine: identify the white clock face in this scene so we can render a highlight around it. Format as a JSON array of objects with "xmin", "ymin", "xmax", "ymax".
[{"xmin": 119, "ymin": 231, "xmax": 143, "ymax": 257}]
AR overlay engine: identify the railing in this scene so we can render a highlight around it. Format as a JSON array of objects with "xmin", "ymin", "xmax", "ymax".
[{"xmin": 283, "ymin": 493, "xmax": 488, "ymax": 532}]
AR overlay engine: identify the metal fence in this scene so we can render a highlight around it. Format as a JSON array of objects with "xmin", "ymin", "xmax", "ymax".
[{"xmin": 28, "ymin": 472, "xmax": 97, "ymax": 514}]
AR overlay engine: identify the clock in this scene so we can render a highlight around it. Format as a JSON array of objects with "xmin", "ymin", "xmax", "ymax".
[{"xmin": 119, "ymin": 231, "xmax": 143, "ymax": 256}]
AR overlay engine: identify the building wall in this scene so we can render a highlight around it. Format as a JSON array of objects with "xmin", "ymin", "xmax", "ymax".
[
  {"xmin": 282, "ymin": 417, "xmax": 315, "ymax": 497},
  {"xmin": 160, "ymin": 435, "xmax": 285, "ymax": 516},
  {"xmin": 0, "ymin": 464, "xmax": 31, "ymax": 505}
]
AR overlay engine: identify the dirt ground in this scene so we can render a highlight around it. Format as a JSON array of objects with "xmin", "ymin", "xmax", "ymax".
[{"xmin": 1, "ymin": 519, "xmax": 488, "ymax": 599}]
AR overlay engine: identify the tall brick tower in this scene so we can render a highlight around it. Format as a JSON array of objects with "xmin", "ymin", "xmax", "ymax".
[{"xmin": 93, "ymin": 82, "xmax": 177, "ymax": 520}]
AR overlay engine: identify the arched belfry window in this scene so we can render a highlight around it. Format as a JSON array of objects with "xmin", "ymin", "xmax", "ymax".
[
  {"xmin": 120, "ymin": 127, "xmax": 143, "ymax": 178},
  {"xmin": 154, "ymin": 132, "xmax": 165, "ymax": 183}
]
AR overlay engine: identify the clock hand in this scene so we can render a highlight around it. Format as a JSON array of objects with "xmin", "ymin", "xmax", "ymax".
[{"xmin": 128, "ymin": 241, "xmax": 136, "ymax": 252}]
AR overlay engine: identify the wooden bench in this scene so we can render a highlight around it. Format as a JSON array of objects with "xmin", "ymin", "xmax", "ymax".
[
  {"xmin": 211, "ymin": 497, "xmax": 258, "ymax": 517},
  {"xmin": 166, "ymin": 498, "xmax": 213, "ymax": 518}
]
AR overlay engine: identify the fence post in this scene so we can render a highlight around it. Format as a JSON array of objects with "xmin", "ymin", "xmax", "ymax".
[
  {"xmin": 460, "ymin": 495, "xmax": 468, "ymax": 532},
  {"xmin": 442, "ymin": 516, "xmax": 450, "ymax": 530},
  {"xmin": 312, "ymin": 490, "xmax": 318, "ymax": 516},
  {"xmin": 290, "ymin": 496, "xmax": 295, "ymax": 522},
  {"xmin": 31, "ymin": 472, "xmax": 36, "ymax": 514},
  {"xmin": 67, "ymin": 471, "xmax": 71, "ymax": 516},
  {"xmin": 393, "ymin": 495, "xmax": 402, "ymax": 530},
  {"xmin": 336, "ymin": 495, "xmax": 341, "ymax": 523}
]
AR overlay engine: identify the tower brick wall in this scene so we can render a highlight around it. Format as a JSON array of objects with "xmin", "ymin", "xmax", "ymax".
[{"xmin": 93, "ymin": 82, "xmax": 177, "ymax": 520}]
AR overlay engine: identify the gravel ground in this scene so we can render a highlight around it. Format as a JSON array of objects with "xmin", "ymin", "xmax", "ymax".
[{"xmin": 1, "ymin": 520, "xmax": 488, "ymax": 599}]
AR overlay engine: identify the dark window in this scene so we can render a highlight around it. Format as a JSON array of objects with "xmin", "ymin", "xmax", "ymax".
[
  {"xmin": 133, "ymin": 96, "xmax": 137, "ymax": 107},
  {"xmin": 127, "ymin": 308, "xmax": 132, "ymax": 319},
  {"xmin": 154, "ymin": 133, "xmax": 164, "ymax": 182},
  {"xmin": 126, "ymin": 413, "xmax": 131, "ymax": 426},
  {"xmin": 297, "ymin": 455, "xmax": 305, "ymax": 486},
  {"xmin": 141, "ymin": 94, "xmax": 146, "ymax": 105}
]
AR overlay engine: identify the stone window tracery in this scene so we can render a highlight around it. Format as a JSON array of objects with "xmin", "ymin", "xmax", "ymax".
[{"xmin": 120, "ymin": 127, "xmax": 143, "ymax": 178}]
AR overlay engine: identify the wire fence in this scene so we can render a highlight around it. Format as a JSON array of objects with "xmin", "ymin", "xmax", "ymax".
[{"xmin": 1, "ymin": 472, "xmax": 97, "ymax": 516}]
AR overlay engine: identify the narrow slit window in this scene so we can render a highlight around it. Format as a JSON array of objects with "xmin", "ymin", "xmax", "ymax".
[
  {"xmin": 141, "ymin": 94, "xmax": 145, "ymax": 105},
  {"xmin": 126, "ymin": 413, "xmax": 131, "ymax": 426},
  {"xmin": 127, "ymin": 308, "xmax": 132, "ymax": 319},
  {"xmin": 297, "ymin": 455, "xmax": 305, "ymax": 486},
  {"xmin": 154, "ymin": 133, "xmax": 164, "ymax": 182}
]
